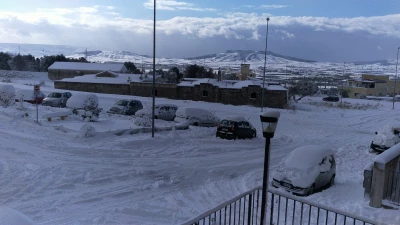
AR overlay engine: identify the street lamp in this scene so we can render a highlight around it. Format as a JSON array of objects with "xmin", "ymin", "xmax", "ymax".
[
  {"xmin": 259, "ymin": 111, "xmax": 280, "ymax": 225},
  {"xmin": 261, "ymin": 17, "xmax": 270, "ymax": 112},
  {"xmin": 151, "ymin": 0, "xmax": 156, "ymax": 137},
  {"xmin": 393, "ymin": 47, "xmax": 400, "ymax": 110}
]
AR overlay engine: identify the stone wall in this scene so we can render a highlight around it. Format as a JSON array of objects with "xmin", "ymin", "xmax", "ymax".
[
  {"xmin": 130, "ymin": 82, "xmax": 178, "ymax": 99},
  {"xmin": 54, "ymin": 81, "xmax": 131, "ymax": 95},
  {"xmin": 54, "ymin": 81, "xmax": 287, "ymax": 108}
]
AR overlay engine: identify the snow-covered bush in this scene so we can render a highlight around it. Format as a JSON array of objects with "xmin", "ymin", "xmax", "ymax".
[
  {"xmin": 67, "ymin": 93, "xmax": 102, "ymax": 122},
  {"xmin": 0, "ymin": 84, "xmax": 15, "ymax": 108},
  {"xmin": 78, "ymin": 124, "xmax": 96, "ymax": 138},
  {"xmin": 67, "ymin": 93, "xmax": 99, "ymax": 111},
  {"xmin": 134, "ymin": 117, "xmax": 152, "ymax": 127},
  {"xmin": 373, "ymin": 124, "xmax": 400, "ymax": 147}
]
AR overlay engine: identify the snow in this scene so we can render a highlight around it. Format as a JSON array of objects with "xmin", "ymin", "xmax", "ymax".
[
  {"xmin": 283, "ymin": 145, "xmax": 334, "ymax": 170},
  {"xmin": 0, "ymin": 83, "xmax": 15, "ymax": 95},
  {"xmin": 372, "ymin": 124, "xmax": 400, "ymax": 147},
  {"xmin": 374, "ymin": 143, "xmax": 400, "ymax": 166},
  {"xmin": 0, "ymin": 205, "xmax": 35, "ymax": 225},
  {"xmin": 41, "ymin": 110, "xmax": 72, "ymax": 119},
  {"xmin": 66, "ymin": 93, "xmax": 99, "ymax": 110},
  {"xmin": 48, "ymin": 62, "xmax": 125, "ymax": 72},
  {"xmin": 0, "ymin": 71, "xmax": 400, "ymax": 224},
  {"xmin": 178, "ymin": 78, "xmax": 287, "ymax": 91}
]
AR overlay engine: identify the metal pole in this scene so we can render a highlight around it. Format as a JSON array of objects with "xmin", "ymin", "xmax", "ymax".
[
  {"xmin": 341, "ymin": 62, "xmax": 345, "ymax": 104},
  {"xmin": 151, "ymin": 0, "xmax": 156, "ymax": 137},
  {"xmin": 260, "ymin": 137, "xmax": 271, "ymax": 225},
  {"xmin": 261, "ymin": 17, "xmax": 270, "ymax": 112},
  {"xmin": 393, "ymin": 47, "xmax": 399, "ymax": 110},
  {"xmin": 36, "ymin": 93, "xmax": 38, "ymax": 123}
]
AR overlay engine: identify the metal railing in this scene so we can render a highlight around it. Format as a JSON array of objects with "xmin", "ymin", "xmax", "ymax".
[{"xmin": 182, "ymin": 187, "xmax": 381, "ymax": 225}]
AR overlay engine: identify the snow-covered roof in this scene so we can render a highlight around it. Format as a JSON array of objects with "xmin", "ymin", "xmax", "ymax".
[
  {"xmin": 48, "ymin": 62, "xmax": 125, "ymax": 72},
  {"xmin": 60, "ymin": 74, "xmax": 150, "ymax": 84},
  {"xmin": 178, "ymin": 78, "xmax": 287, "ymax": 91},
  {"xmin": 284, "ymin": 145, "xmax": 334, "ymax": 170}
]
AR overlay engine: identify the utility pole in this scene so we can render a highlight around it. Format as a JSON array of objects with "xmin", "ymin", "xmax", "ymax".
[
  {"xmin": 18, "ymin": 46, "xmax": 20, "ymax": 55},
  {"xmin": 151, "ymin": 0, "xmax": 156, "ymax": 138}
]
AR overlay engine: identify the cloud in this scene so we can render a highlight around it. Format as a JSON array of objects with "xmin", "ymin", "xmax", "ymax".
[
  {"xmin": 377, "ymin": 46, "xmax": 383, "ymax": 50},
  {"xmin": 260, "ymin": 5, "xmax": 291, "ymax": 9},
  {"xmin": 275, "ymin": 29, "xmax": 295, "ymax": 39},
  {"xmin": 143, "ymin": 0, "xmax": 216, "ymax": 11},
  {"xmin": 0, "ymin": 5, "xmax": 400, "ymax": 61}
]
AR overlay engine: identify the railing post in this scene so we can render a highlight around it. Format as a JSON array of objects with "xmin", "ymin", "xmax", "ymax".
[
  {"xmin": 247, "ymin": 194, "xmax": 252, "ymax": 225},
  {"xmin": 369, "ymin": 162, "xmax": 385, "ymax": 208},
  {"xmin": 269, "ymin": 193, "xmax": 275, "ymax": 225}
]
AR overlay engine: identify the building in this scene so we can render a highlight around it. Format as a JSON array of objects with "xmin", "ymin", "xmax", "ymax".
[
  {"xmin": 340, "ymin": 74, "xmax": 400, "ymax": 98},
  {"xmin": 54, "ymin": 76, "xmax": 288, "ymax": 109},
  {"xmin": 48, "ymin": 62, "xmax": 127, "ymax": 80}
]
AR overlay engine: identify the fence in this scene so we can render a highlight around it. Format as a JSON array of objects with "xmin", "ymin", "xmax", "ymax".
[
  {"xmin": 182, "ymin": 187, "xmax": 379, "ymax": 225},
  {"xmin": 385, "ymin": 169, "xmax": 400, "ymax": 206}
]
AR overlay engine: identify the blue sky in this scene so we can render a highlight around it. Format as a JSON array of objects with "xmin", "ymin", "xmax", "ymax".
[{"xmin": 0, "ymin": 0, "xmax": 399, "ymax": 61}]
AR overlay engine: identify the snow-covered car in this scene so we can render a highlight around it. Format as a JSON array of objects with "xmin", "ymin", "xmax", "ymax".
[
  {"xmin": 174, "ymin": 107, "xmax": 219, "ymax": 127},
  {"xmin": 135, "ymin": 104, "xmax": 178, "ymax": 121},
  {"xmin": 42, "ymin": 92, "xmax": 72, "ymax": 107},
  {"xmin": 107, "ymin": 99, "xmax": 143, "ymax": 115},
  {"xmin": 15, "ymin": 89, "xmax": 46, "ymax": 104},
  {"xmin": 216, "ymin": 116, "xmax": 256, "ymax": 140},
  {"xmin": 370, "ymin": 124, "xmax": 400, "ymax": 152},
  {"xmin": 0, "ymin": 84, "xmax": 15, "ymax": 107},
  {"xmin": 272, "ymin": 145, "xmax": 336, "ymax": 196}
]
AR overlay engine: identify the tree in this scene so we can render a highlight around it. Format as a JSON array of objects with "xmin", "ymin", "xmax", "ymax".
[
  {"xmin": 184, "ymin": 64, "xmax": 208, "ymax": 78},
  {"xmin": 287, "ymin": 77, "xmax": 318, "ymax": 102},
  {"xmin": 0, "ymin": 52, "xmax": 11, "ymax": 70},
  {"xmin": 168, "ymin": 67, "xmax": 183, "ymax": 82},
  {"xmin": 124, "ymin": 61, "xmax": 141, "ymax": 74}
]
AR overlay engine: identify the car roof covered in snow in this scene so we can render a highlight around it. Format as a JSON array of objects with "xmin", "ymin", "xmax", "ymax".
[
  {"xmin": 284, "ymin": 145, "xmax": 334, "ymax": 170},
  {"xmin": 221, "ymin": 116, "xmax": 248, "ymax": 122},
  {"xmin": 176, "ymin": 107, "xmax": 213, "ymax": 117}
]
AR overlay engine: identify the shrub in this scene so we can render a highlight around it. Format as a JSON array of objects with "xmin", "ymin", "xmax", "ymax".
[{"xmin": 0, "ymin": 84, "xmax": 15, "ymax": 108}]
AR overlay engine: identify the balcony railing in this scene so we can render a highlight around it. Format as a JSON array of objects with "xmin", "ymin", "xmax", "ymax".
[{"xmin": 182, "ymin": 186, "xmax": 381, "ymax": 225}]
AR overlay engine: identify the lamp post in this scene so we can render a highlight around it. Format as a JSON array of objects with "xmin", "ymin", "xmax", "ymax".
[
  {"xmin": 393, "ymin": 47, "xmax": 400, "ymax": 110},
  {"xmin": 259, "ymin": 111, "xmax": 280, "ymax": 225},
  {"xmin": 151, "ymin": 0, "xmax": 156, "ymax": 137},
  {"xmin": 261, "ymin": 17, "xmax": 270, "ymax": 112}
]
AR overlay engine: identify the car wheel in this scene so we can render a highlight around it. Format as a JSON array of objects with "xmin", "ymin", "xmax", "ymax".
[
  {"xmin": 193, "ymin": 122, "xmax": 199, "ymax": 126},
  {"xmin": 252, "ymin": 132, "xmax": 256, "ymax": 138},
  {"xmin": 329, "ymin": 175, "xmax": 335, "ymax": 187},
  {"xmin": 216, "ymin": 132, "xmax": 219, "ymax": 138},
  {"xmin": 59, "ymin": 103, "xmax": 64, "ymax": 108},
  {"xmin": 154, "ymin": 115, "xmax": 158, "ymax": 119},
  {"xmin": 307, "ymin": 184, "xmax": 315, "ymax": 196},
  {"xmin": 233, "ymin": 135, "xmax": 237, "ymax": 140}
]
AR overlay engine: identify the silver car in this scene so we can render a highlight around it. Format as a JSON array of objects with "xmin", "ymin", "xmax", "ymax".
[
  {"xmin": 107, "ymin": 99, "xmax": 143, "ymax": 116},
  {"xmin": 42, "ymin": 92, "xmax": 72, "ymax": 107},
  {"xmin": 272, "ymin": 145, "xmax": 336, "ymax": 196}
]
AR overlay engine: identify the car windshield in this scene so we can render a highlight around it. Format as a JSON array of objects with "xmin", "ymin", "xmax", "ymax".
[
  {"xmin": 220, "ymin": 120, "xmax": 234, "ymax": 126},
  {"xmin": 117, "ymin": 100, "xmax": 129, "ymax": 106},
  {"xmin": 48, "ymin": 93, "xmax": 62, "ymax": 98}
]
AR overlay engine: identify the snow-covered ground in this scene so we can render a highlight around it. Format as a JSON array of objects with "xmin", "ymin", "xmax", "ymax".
[{"xmin": 0, "ymin": 71, "xmax": 399, "ymax": 224}]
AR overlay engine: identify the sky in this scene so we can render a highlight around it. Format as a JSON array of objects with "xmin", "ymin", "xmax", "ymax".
[{"xmin": 0, "ymin": 0, "xmax": 400, "ymax": 62}]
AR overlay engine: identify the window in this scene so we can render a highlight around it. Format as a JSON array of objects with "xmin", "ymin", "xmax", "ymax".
[
  {"xmin": 250, "ymin": 92, "xmax": 257, "ymax": 99},
  {"xmin": 202, "ymin": 90, "xmax": 208, "ymax": 97},
  {"xmin": 348, "ymin": 82, "xmax": 352, "ymax": 86}
]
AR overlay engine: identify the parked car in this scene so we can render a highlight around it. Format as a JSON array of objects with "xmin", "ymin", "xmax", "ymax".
[
  {"xmin": 135, "ymin": 104, "xmax": 178, "ymax": 121},
  {"xmin": 107, "ymin": 99, "xmax": 143, "ymax": 115},
  {"xmin": 272, "ymin": 145, "xmax": 336, "ymax": 196},
  {"xmin": 15, "ymin": 89, "xmax": 46, "ymax": 104},
  {"xmin": 216, "ymin": 116, "xmax": 256, "ymax": 140},
  {"xmin": 174, "ymin": 107, "xmax": 219, "ymax": 127},
  {"xmin": 42, "ymin": 92, "xmax": 72, "ymax": 107},
  {"xmin": 322, "ymin": 96, "xmax": 339, "ymax": 102},
  {"xmin": 370, "ymin": 124, "xmax": 400, "ymax": 152}
]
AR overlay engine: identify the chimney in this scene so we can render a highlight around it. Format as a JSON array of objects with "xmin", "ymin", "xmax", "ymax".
[{"xmin": 217, "ymin": 68, "xmax": 222, "ymax": 81}]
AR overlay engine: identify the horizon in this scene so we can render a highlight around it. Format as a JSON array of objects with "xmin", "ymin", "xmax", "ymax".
[{"xmin": 0, "ymin": 1, "xmax": 399, "ymax": 62}]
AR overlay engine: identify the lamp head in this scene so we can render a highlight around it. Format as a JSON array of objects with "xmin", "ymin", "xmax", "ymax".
[{"xmin": 260, "ymin": 111, "xmax": 280, "ymax": 138}]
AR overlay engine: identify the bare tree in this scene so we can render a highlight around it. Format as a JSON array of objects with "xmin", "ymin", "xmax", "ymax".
[{"xmin": 287, "ymin": 77, "xmax": 318, "ymax": 102}]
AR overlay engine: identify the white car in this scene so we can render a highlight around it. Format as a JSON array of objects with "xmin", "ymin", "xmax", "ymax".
[
  {"xmin": 135, "ymin": 104, "xmax": 178, "ymax": 121},
  {"xmin": 370, "ymin": 123, "xmax": 400, "ymax": 152},
  {"xmin": 174, "ymin": 107, "xmax": 219, "ymax": 127},
  {"xmin": 272, "ymin": 145, "xmax": 336, "ymax": 196}
]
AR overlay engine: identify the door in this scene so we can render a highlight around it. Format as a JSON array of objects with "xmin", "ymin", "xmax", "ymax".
[{"xmin": 315, "ymin": 156, "xmax": 331, "ymax": 188}]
